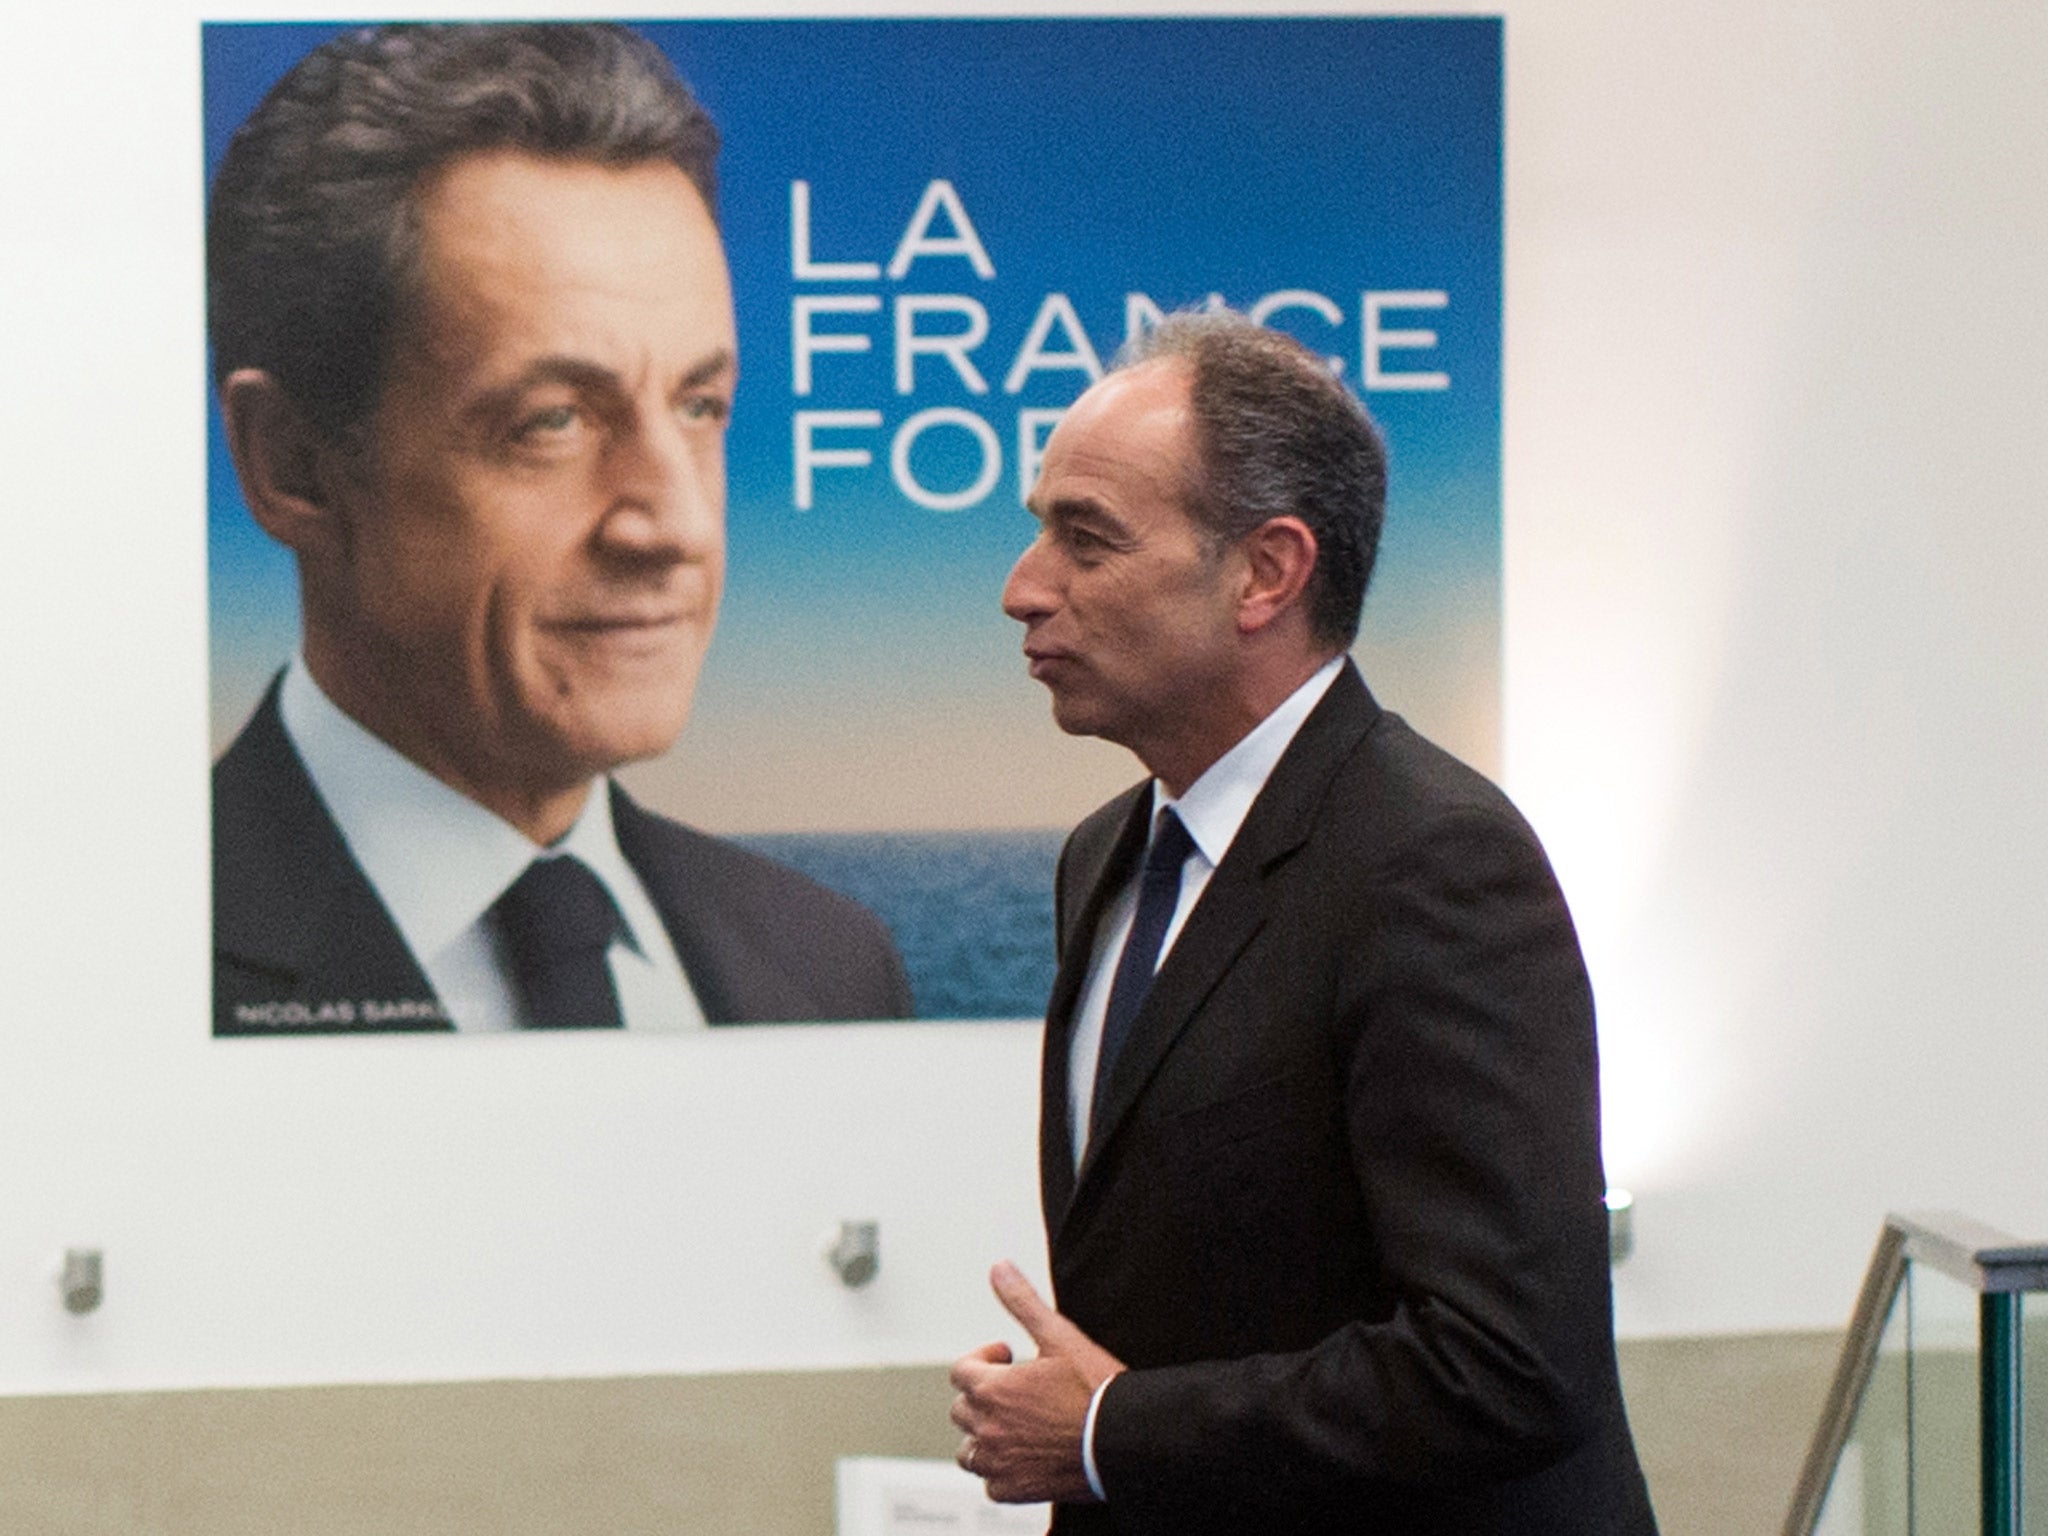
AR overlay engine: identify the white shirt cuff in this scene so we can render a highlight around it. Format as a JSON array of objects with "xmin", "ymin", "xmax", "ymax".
[{"xmin": 1081, "ymin": 1376, "xmax": 1114, "ymax": 1501}]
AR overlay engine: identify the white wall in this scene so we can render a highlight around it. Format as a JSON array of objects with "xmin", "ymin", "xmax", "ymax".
[
  {"xmin": 1500, "ymin": 0, "xmax": 2048, "ymax": 1334},
  {"xmin": 1, "ymin": 0, "xmax": 2043, "ymax": 1395}
]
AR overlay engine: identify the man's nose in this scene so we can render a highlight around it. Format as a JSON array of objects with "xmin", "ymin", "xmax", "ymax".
[
  {"xmin": 599, "ymin": 415, "xmax": 722, "ymax": 560},
  {"xmin": 1001, "ymin": 538, "xmax": 1056, "ymax": 623}
]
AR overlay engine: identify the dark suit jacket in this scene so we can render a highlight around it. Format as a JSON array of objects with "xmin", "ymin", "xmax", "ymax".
[
  {"xmin": 213, "ymin": 685, "xmax": 913, "ymax": 1034},
  {"xmin": 1042, "ymin": 665, "xmax": 1656, "ymax": 1535}
]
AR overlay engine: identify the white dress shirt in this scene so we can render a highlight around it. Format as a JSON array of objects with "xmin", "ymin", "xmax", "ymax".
[
  {"xmin": 1066, "ymin": 656, "xmax": 1343, "ymax": 1163},
  {"xmin": 1068, "ymin": 655, "xmax": 1343, "ymax": 1502},
  {"xmin": 278, "ymin": 657, "xmax": 706, "ymax": 1032}
]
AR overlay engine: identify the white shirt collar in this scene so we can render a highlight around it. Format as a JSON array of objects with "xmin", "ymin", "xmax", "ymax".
[
  {"xmin": 1154, "ymin": 655, "xmax": 1345, "ymax": 868},
  {"xmin": 277, "ymin": 657, "xmax": 656, "ymax": 968},
  {"xmin": 1066, "ymin": 655, "xmax": 1347, "ymax": 1166}
]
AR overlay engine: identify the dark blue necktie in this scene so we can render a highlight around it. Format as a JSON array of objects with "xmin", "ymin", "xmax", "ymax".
[
  {"xmin": 1092, "ymin": 808, "xmax": 1196, "ymax": 1127},
  {"xmin": 490, "ymin": 855, "xmax": 625, "ymax": 1028}
]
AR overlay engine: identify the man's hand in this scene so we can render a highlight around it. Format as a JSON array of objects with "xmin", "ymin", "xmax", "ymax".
[{"xmin": 949, "ymin": 1260, "xmax": 1125, "ymax": 1504}]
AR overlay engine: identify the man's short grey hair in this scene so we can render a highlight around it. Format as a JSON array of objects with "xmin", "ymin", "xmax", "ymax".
[
  {"xmin": 207, "ymin": 22, "xmax": 720, "ymax": 439},
  {"xmin": 1116, "ymin": 310, "xmax": 1387, "ymax": 649}
]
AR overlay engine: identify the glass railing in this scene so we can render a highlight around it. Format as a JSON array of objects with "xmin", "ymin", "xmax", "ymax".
[{"xmin": 1785, "ymin": 1212, "xmax": 2048, "ymax": 1536}]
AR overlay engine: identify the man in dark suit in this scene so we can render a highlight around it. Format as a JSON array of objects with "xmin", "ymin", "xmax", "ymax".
[
  {"xmin": 950, "ymin": 313, "xmax": 1657, "ymax": 1532},
  {"xmin": 207, "ymin": 24, "xmax": 910, "ymax": 1034}
]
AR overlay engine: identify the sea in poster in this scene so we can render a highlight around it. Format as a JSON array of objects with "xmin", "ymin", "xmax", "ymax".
[{"xmin": 204, "ymin": 18, "xmax": 1502, "ymax": 1021}]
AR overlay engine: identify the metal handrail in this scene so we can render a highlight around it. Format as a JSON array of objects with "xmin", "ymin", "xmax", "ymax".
[
  {"xmin": 1782, "ymin": 1211, "xmax": 2048, "ymax": 1536},
  {"xmin": 1891, "ymin": 1212, "xmax": 2048, "ymax": 1295},
  {"xmin": 1782, "ymin": 1223, "xmax": 1908, "ymax": 1536}
]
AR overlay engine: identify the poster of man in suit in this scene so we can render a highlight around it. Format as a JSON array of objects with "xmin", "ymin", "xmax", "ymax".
[{"xmin": 204, "ymin": 18, "xmax": 1504, "ymax": 1032}]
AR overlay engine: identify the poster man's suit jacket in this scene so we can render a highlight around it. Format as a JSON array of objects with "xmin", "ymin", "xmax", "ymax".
[
  {"xmin": 213, "ymin": 686, "xmax": 913, "ymax": 1034},
  {"xmin": 1040, "ymin": 664, "xmax": 1657, "ymax": 1535}
]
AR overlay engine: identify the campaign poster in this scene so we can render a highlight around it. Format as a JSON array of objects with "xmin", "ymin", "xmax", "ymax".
[{"xmin": 205, "ymin": 19, "xmax": 1502, "ymax": 1029}]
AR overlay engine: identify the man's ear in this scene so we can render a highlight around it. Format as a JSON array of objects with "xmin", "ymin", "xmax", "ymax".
[
  {"xmin": 218, "ymin": 368, "xmax": 353, "ymax": 558},
  {"xmin": 1235, "ymin": 515, "xmax": 1319, "ymax": 635}
]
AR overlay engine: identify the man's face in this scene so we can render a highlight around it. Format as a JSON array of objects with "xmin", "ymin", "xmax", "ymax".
[
  {"xmin": 306, "ymin": 150, "xmax": 736, "ymax": 822},
  {"xmin": 1002, "ymin": 360, "xmax": 1247, "ymax": 780}
]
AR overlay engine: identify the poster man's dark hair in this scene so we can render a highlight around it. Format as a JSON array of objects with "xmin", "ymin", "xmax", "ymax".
[{"xmin": 207, "ymin": 23, "xmax": 720, "ymax": 438}]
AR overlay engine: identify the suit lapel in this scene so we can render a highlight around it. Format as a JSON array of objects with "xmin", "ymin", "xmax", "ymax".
[
  {"xmin": 212, "ymin": 683, "xmax": 439, "ymax": 1019},
  {"xmin": 1063, "ymin": 664, "xmax": 1382, "ymax": 1216},
  {"xmin": 607, "ymin": 782, "xmax": 743, "ymax": 1021},
  {"xmin": 1040, "ymin": 784, "xmax": 1151, "ymax": 1228},
  {"xmin": 1070, "ymin": 862, "xmax": 1269, "ymax": 1196}
]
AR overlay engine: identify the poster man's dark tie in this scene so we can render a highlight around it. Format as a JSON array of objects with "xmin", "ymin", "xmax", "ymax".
[
  {"xmin": 491, "ymin": 855, "xmax": 625, "ymax": 1029},
  {"xmin": 1093, "ymin": 808, "xmax": 1195, "ymax": 1128}
]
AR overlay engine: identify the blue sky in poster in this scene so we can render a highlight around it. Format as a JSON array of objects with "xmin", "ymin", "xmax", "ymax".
[{"xmin": 204, "ymin": 18, "xmax": 1501, "ymax": 834}]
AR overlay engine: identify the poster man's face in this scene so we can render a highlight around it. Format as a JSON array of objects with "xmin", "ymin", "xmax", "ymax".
[{"xmin": 309, "ymin": 150, "xmax": 736, "ymax": 829}]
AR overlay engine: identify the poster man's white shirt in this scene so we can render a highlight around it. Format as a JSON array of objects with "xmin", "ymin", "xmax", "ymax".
[{"xmin": 280, "ymin": 657, "xmax": 706, "ymax": 1032}]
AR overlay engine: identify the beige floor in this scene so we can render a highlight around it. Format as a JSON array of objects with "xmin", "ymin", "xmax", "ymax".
[{"xmin": 0, "ymin": 1332, "xmax": 1841, "ymax": 1535}]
